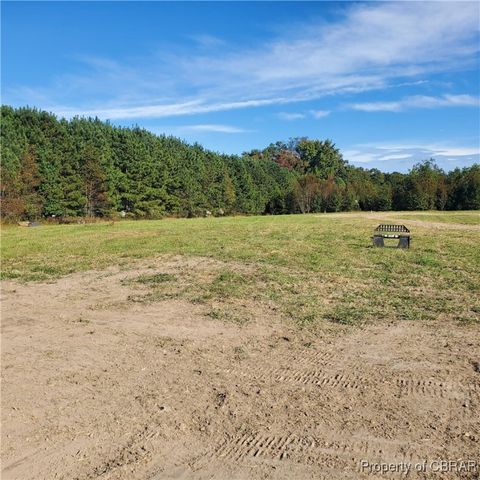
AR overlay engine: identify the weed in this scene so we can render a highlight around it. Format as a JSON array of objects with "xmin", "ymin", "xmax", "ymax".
[
  {"xmin": 134, "ymin": 273, "xmax": 176, "ymax": 285},
  {"xmin": 206, "ymin": 307, "xmax": 248, "ymax": 325},
  {"xmin": 415, "ymin": 255, "xmax": 440, "ymax": 267},
  {"xmin": 326, "ymin": 305, "xmax": 366, "ymax": 325},
  {"xmin": 206, "ymin": 269, "xmax": 249, "ymax": 298}
]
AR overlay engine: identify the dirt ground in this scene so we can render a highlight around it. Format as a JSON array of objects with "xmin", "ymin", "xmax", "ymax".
[{"xmin": 2, "ymin": 256, "xmax": 479, "ymax": 479}]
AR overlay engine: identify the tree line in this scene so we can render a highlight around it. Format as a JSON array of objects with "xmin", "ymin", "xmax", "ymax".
[{"xmin": 1, "ymin": 106, "xmax": 479, "ymax": 221}]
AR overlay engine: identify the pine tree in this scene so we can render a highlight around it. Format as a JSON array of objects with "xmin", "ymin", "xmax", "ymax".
[{"xmin": 82, "ymin": 145, "xmax": 110, "ymax": 217}]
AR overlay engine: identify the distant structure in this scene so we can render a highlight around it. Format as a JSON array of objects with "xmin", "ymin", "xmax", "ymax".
[{"xmin": 372, "ymin": 224, "xmax": 411, "ymax": 249}]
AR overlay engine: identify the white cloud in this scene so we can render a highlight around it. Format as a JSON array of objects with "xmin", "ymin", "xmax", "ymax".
[
  {"xmin": 432, "ymin": 146, "xmax": 480, "ymax": 157},
  {"xmin": 342, "ymin": 149, "xmax": 377, "ymax": 164},
  {"xmin": 350, "ymin": 101, "xmax": 402, "ymax": 113},
  {"xmin": 190, "ymin": 34, "xmax": 226, "ymax": 49},
  {"xmin": 180, "ymin": 2, "xmax": 479, "ymax": 101},
  {"xmin": 343, "ymin": 141, "xmax": 480, "ymax": 172},
  {"xmin": 377, "ymin": 153, "xmax": 413, "ymax": 161},
  {"xmin": 277, "ymin": 109, "xmax": 330, "ymax": 121},
  {"xmin": 8, "ymin": 2, "xmax": 480, "ymax": 120},
  {"xmin": 277, "ymin": 112, "xmax": 305, "ymax": 120},
  {"xmin": 175, "ymin": 124, "xmax": 247, "ymax": 134},
  {"xmin": 368, "ymin": 143, "xmax": 480, "ymax": 157},
  {"xmin": 151, "ymin": 124, "xmax": 249, "ymax": 136},
  {"xmin": 350, "ymin": 94, "xmax": 479, "ymax": 112},
  {"xmin": 54, "ymin": 97, "xmax": 292, "ymax": 120},
  {"xmin": 310, "ymin": 110, "xmax": 331, "ymax": 119}
]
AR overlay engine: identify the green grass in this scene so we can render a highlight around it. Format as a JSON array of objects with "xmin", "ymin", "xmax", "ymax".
[
  {"xmin": 206, "ymin": 307, "xmax": 249, "ymax": 326},
  {"xmin": 2, "ymin": 211, "xmax": 479, "ymax": 326},
  {"xmin": 207, "ymin": 269, "xmax": 251, "ymax": 299},
  {"xmin": 126, "ymin": 272, "xmax": 177, "ymax": 285},
  {"xmin": 392, "ymin": 211, "xmax": 480, "ymax": 225}
]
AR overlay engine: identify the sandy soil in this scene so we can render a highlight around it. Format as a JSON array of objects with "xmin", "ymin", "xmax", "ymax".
[{"xmin": 1, "ymin": 257, "xmax": 479, "ymax": 479}]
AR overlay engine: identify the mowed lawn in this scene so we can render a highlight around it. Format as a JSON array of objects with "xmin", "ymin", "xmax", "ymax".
[{"xmin": 2, "ymin": 211, "xmax": 479, "ymax": 326}]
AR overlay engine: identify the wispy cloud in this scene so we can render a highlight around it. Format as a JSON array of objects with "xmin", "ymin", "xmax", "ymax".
[
  {"xmin": 277, "ymin": 109, "xmax": 330, "ymax": 121},
  {"xmin": 350, "ymin": 94, "xmax": 479, "ymax": 112},
  {"xmin": 343, "ymin": 141, "xmax": 480, "ymax": 172},
  {"xmin": 277, "ymin": 112, "xmax": 305, "ymax": 120},
  {"xmin": 374, "ymin": 143, "xmax": 480, "ymax": 158},
  {"xmin": 377, "ymin": 153, "xmax": 412, "ymax": 161},
  {"xmin": 189, "ymin": 34, "xmax": 226, "ymax": 49},
  {"xmin": 6, "ymin": 2, "xmax": 479, "ymax": 120},
  {"xmin": 174, "ymin": 124, "xmax": 247, "ymax": 134},
  {"xmin": 310, "ymin": 110, "xmax": 330, "ymax": 119},
  {"xmin": 54, "ymin": 97, "xmax": 291, "ymax": 120}
]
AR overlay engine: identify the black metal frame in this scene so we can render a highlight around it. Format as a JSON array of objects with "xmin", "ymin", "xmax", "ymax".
[{"xmin": 372, "ymin": 224, "xmax": 411, "ymax": 248}]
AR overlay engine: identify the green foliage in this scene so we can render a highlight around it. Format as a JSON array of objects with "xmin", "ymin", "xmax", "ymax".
[
  {"xmin": 447, "ymin": 164, "xmax": 480, "ymax": 210},
  {"xmin": 1, "ymin": 106, "xmax": 297, "ymax": 219},
  {"xmin": 1, "ymin": 106, "xmax": 478, "ymax": 220}
]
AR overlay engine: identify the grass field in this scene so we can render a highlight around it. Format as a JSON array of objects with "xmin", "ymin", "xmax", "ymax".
[
  {"xmin": 3, "ymin": 210, "xmax": 480, "ymax": 480},
  {"xmin": 2, "ymin": 210, "xmax": 479, "ymax": 326},
  {"xmin": 390, "ymin": 210, "xmax": 480, "ymax": 224}
]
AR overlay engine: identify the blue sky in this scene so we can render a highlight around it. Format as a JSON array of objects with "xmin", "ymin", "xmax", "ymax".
[{"xmin": 2, "ymin": 1, "xmax": 479, "ymax": 172}]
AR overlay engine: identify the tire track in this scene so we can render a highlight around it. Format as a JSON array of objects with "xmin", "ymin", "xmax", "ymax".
[
  {"xmin": 223, "ymin": 362, "xmax": 474, "ymax": 399},
  {"xmin": 210, "ymin": 431, "xmax": 426, "ymax": 468},
  {"xmin": 260, "ymin": 369, "xmax": 364, "ymax": 389},
  {"xmin": 394, "ymin": 378, "xmax": 478, "ymax": 398},
  {"xmin": 221, "ymin": 354, "xmax": 478, "ymax": 399}
]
